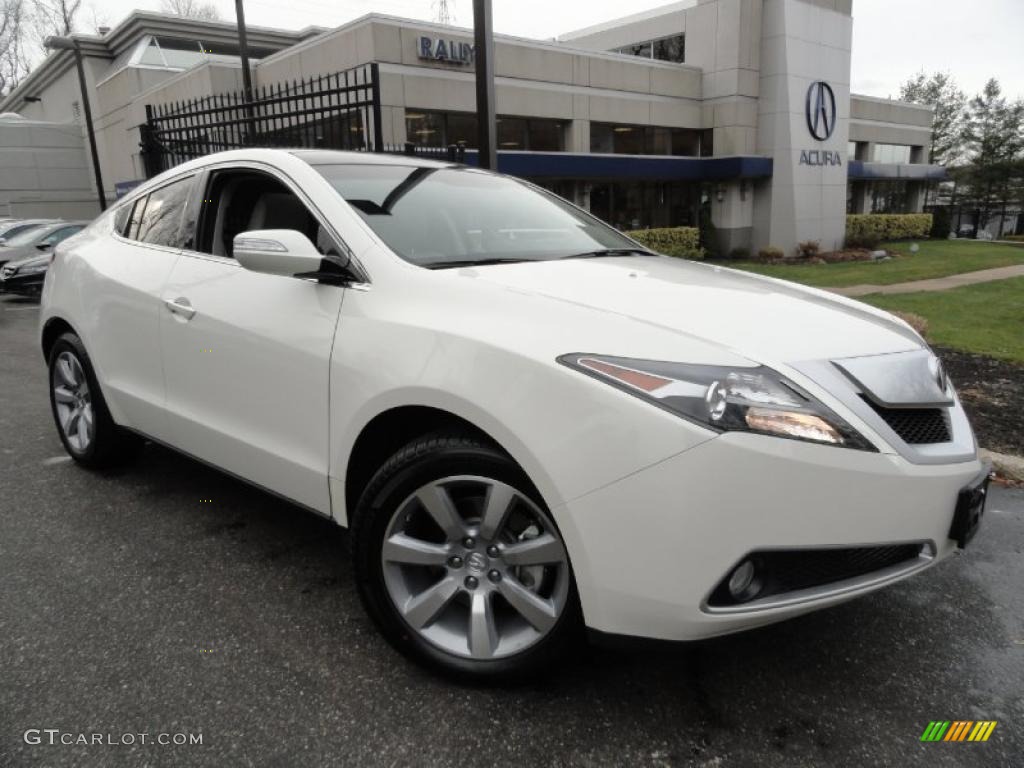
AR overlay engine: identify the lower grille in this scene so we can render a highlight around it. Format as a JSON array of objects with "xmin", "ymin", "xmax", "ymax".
[
  {"xmin": 708, "ymin": 543, "xmax": 925, "ymax": 608},
  {"xmin": 864, "ymin": 399, "xmax": 951, "ymax": 444}
]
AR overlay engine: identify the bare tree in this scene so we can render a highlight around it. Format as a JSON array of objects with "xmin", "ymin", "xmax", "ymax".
[
  {"xmin": 160, "ymin": 0, "xmax": 221, "ymax": 21},
  {"xmin": 30, "ymin": 0, "xmax": 81, "ymax": 47},
  {"xmin": 0, "ymin": 0, "xmax": 31, "ymax": 96}
]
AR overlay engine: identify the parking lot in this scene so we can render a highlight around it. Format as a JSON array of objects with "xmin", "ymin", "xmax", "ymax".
[{"xmin": 1, "ymin": 296, "xmax": 1021, "ymax": 768}]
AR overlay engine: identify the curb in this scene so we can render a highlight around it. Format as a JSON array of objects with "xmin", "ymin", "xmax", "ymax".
[{"xmin": 980, "ymin": 449, "xmax": 1024, "ymax": 484}]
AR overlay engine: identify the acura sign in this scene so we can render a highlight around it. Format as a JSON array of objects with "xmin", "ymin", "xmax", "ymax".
[
  {"xmin": 800, "ymin": 80, "xmax": 841, "ymax": 166},
  {"xmin": 805, "ymin": 81, "xmax": 837, "ymax": 141}
]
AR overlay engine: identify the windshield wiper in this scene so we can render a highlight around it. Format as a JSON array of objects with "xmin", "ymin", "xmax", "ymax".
[
  {"xmin": 559, "ymin": 248, "xmax": 651, "ymax": 260},
  {"xmin": 424, "ymin": 257, "xmax": 530, "ymax": 270}
]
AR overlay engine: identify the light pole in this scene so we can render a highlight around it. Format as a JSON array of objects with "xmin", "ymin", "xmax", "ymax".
[
  {"xmin": 473, "ymin": 0, "xmax": 496, "ymax": 170},
  {"xmin": 234, "ymin": 0, "xmax": 255, "ymax": 104},
  {"xmin": 45, "ymin": 36, "xmax": 107, "ymax": 211}
]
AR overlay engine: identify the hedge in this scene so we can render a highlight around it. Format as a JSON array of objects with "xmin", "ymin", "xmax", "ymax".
[
  {"xmin": 626, "ymin": 227, "xmax": 704, "ymax": 260},
  {"xmin": 846, "ymin": 213, "xmax": 932, "ymax": 246},
  {"xmin": 1004, "ymin": 234, "xmax": 1024, "ymax": 242}
]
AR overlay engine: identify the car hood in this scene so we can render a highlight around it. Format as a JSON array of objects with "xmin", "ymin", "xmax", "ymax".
[
  {"xmin": 0, "ymin": 244, "xmax": 41, "ymax": 263},
  {"xmin": 464, "ymin": 256, "xmax": 923, "ymax": 365},
  {"xmin": 5, "ymin": 252, "xmax": 49, "ymax": 270}
]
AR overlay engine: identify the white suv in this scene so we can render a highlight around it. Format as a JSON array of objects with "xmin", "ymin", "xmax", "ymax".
[{"xmin": 40, "ymin": 149, "xmax": 987, "ymax": 679}]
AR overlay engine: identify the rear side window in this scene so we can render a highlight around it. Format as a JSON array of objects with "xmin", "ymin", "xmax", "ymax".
[
  {"xmin": 113, "ymin": 204, "xmax": 131, "ymax": 235},
  {"xmin": 136, "ymin": 176, "xmax": 195, "ymax": 248},
  {"xmin": 126, "ymin": 198, "xmax": 146, "ymax": 240}
]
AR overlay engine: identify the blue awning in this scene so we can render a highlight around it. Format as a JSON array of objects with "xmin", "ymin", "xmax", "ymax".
[
  {"xmin": 848, "ymin": 161, "xmax": 948, "ymax": 181},
  {"xmin": 460, "ymin": 149, "xmax": 774, "ymax": 181}
]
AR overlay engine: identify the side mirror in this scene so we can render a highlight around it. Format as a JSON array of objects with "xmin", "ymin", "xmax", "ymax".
[
  {"xmin": 37, "ymin": 243, "xmax": 53, "ymax": 251},
  {"xmin": 233, "ymin": 229, "xmax": 324, "ymax": 278}
]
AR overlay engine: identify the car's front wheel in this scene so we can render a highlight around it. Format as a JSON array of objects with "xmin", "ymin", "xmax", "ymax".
[
  {"xmin": 48, "ymin": 332, "xmax": 139, "ymax": 468},
  {"xmin": 352, "ymin": 432, "xmax": 580, "ymax": 680}
]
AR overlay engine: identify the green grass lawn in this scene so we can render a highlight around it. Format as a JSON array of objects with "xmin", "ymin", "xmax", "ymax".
[
  {"xmin": 724, "ymin": 240, "xmax": 1024, "ymax": 289},
  {"xmin": 860, "ymin": 277, "xmax": 1024, "ymax": 364}
]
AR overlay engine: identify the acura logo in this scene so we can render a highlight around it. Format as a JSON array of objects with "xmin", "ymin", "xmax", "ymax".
[{"xmin": 806, "ymin": 81, "xmax": 837, "ymax": 141}]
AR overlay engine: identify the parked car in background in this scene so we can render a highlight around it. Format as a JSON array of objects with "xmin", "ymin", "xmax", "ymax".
[
  {"xmin": 0, "ymin": 219, "xmax": 55, "ymax": 243},
  {"xmin": 38, "ymin": 149, "xmax": 987, "ymax": 680},
  {"xmin": 0, "ymin": 221, "xmax": 85, "ymax": 267},
  {"xmin": 0, "ymin": 251, "xmax": 52, "ymax": 296}
]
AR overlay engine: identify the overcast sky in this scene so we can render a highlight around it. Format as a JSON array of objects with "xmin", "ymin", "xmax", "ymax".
[{"xmin": 88, "ymin": 0, "xmax": 1024, "ymax": 100}]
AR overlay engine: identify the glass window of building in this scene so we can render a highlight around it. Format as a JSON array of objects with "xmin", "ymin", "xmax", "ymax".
[
  {"xmin": 652, "ymin": 35, "xmax": 685, "ymax": 63},
  {"xmin": 497, "ymin": 117, "xmax": 528, "ymax": 149},
  {"xmin": 590, "ymin": 123, "xmax": 702, "ymax": 156},
  {"xmin": 872, "ymin": 144, "xmax": 912, "ymax": 164},
  {"xmin": 615, "ymin": 34, "xmax": 685, "ymax": 63},
  {"xmin": 406, "ymin": 111, "xmax": 564, "ymax": 151}
]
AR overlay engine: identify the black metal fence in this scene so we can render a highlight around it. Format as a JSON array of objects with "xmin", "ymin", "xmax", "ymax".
[
  {"xmin": 140, "ymin": 64, "xmax": 390, "ymax": 177},
  {"xmin": 140, "ymin": 64, "xmax": 471, "ymax": 177}
]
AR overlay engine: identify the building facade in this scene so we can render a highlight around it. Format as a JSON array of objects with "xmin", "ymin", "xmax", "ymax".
[{"xmin": 0, "ymin": 0, "xmax": 942, "ymax": 254}]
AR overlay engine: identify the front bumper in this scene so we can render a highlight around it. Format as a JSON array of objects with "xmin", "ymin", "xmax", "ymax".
[
  {"xmin": 0, "ymin": 272, "xmax": 45, "ymax": 295},
  {"xmin": 554, "ymin": 432, "xmax": 982, "ymax": 642}
]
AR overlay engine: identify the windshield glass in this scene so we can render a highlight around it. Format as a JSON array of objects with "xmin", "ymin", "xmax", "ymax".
[
  {"xmin": 0, "ymin": 225, "xmax": 48, "ymax": 246},
  {"xmin": 312, "ymin": 164, "xmax": 643, "ymax": 267},
  {"xmin": 0, "ymin": 223, "xmax": 45, "ymax": 243}
]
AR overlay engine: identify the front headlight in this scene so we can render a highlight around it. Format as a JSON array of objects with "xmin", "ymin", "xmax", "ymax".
[{"xmin": 559, "ymin": 354, "xmax": 875, "ymax": 450}]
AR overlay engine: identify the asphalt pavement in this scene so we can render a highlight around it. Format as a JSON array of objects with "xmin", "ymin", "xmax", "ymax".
[{"xmin": 1, "ymin": 297, "xmax": 1022, "ymax": 767}]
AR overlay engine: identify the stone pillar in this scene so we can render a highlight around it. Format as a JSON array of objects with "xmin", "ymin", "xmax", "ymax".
[
  {"xmin": 753, "ymin": 0, "xmax": 853, "ymax": 255},
  {"xmin": 567, "ymin": 119, "xmax": 590, "ymax": 154},
  {"xmin": 710, "ymin": 180, "xmax": 754, "ymax": 255}
]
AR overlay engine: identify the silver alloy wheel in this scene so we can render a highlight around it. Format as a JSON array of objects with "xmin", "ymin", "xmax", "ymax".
[
  {"xmin": 53, "ymin": 350, "xmax": 94, "ymax": 452},
  {"xmin": 381, "ymin": 475, "xmax": 570, "ymax": 660}
]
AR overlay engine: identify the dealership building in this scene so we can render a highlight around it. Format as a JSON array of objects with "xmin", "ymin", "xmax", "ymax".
[{"xmin": 0, "ymin": 0, "xmax": 942, "ymax": 254}]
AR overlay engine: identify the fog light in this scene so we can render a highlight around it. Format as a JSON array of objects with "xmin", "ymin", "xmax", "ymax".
[{"xmin": 727, "ymin": 559, "xmax": 761, "ymax": 602}]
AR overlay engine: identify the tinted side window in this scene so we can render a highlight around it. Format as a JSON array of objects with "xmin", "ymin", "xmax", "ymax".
[
  {"xmin": 113, "ymin": 204, "xmax": 131, "ymax": 235},
  {"xmin": 127, "ymin": 198, "xmax": 146, "ymax": 240},
  {"xmin": 137, "ymin": 176, "xmax": 195, "ymax": 248}
]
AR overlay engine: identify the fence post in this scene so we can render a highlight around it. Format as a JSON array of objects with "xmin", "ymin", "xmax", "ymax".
[
  {"xmin": 139, "ymin": 104, "xmax": 162, "ymax": 178},
  {"xmin": 370, "ymin": 62, "xmax": 384, "ymax": 153}
]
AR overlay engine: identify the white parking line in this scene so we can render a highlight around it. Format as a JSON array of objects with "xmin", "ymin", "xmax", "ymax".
[{"xmin": 42, "ymin": 456, "xmax": 72, "ymax": 465}]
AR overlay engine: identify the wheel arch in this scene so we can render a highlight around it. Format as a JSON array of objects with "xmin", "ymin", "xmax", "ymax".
[
  {"xmin": 340, "ymin": 402, "xmax": 559, "ymax": 529},
  {"xmin": 41, "ymin": 316, "xmax": 77, "ymax": 361}
]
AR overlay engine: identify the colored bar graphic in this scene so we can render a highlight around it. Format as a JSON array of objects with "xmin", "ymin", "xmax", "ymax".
[
  {"xmin": 921, "ymin": 721, "xmax": 996, "ymax": 743},
  {"xmin": 921, "ymin": 721, "xmax": 950, "ymax": 742}
]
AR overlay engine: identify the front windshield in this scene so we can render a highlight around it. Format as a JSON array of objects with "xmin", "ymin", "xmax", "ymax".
[
  {"xmin": 1, "ymin": 225, "xmax": 48, "ymax": 247},
  {"xmin": 312, "ymin": 164, "xmax": 643, "ymax": 267},
  {"xmin": 0, "ymin": 223, "xmax": 44, "ymax": 243}
]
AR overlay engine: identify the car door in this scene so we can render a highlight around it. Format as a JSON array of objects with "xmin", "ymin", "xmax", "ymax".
[
  {"xmin": 84, "ymin": 174, "xmax": 195, "ymax": 439},
  {"xmin": 158, "ymin": 163, "xmax": 346, "ymax": 515}
]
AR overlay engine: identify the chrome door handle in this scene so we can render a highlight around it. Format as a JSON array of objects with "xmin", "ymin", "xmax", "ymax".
[{"xmin": 164, "ymin": 297, "xmax": 196, "ymax": 320}]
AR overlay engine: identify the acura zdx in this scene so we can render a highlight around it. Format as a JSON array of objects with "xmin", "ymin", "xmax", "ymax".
[{"xmin": 39, "ymin": 149, "xmax": 988, "ymax": 679}]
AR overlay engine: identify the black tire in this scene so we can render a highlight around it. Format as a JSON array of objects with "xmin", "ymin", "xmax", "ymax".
[
  {"xmin": 48, "ymin": 332, "xmax": 140, "ymax": 468},
  {"xmin": 351, "ymin": 431, "xmax": 582, "ymax": 681}
]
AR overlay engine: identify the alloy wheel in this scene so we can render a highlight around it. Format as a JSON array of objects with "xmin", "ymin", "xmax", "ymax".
[
  {"xmin": 53, "ymin": 350, "xmax": 94, "ymax": 452},
  {"xmin": 381, "ymin": 475, "xmax": 570, "ymax": 660}
]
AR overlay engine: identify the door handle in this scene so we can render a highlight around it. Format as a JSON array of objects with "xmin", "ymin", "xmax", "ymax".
[{"xmin": 164, "ymin": 297, "xmax": 196, "ymax": 320}]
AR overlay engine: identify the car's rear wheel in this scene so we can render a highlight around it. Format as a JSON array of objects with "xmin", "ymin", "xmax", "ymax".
[
  {"xmin": 352, "ymin": 432, "xmax": 580, "ymax": 680},
  {"xmin": 48, "ymin": 332, "xmax": 139, "ymax": 467}
]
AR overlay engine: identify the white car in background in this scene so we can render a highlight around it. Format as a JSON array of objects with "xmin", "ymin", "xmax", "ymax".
[{"xmin": 39, "ymin": 149, "xmax": 987, "ymax": 679}]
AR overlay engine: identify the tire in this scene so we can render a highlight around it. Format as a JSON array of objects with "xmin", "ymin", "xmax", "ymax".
[
  {"xmin": 48, "ymin": 332, "xmax": 140, "ymax": 468},
  {"xmin": 352, "ymin": 431, "xmax": 582, "ymax": 681}
]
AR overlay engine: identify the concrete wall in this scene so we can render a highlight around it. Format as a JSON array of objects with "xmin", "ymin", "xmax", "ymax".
[
  {"xmin": 0, "ymin": 117, "xmax": 100, "ymax": 219},
  {"xmin": 849, "ymin": 93, "xmax": 933, "ymax": 152},
  {"xmin": 246, "ymin": 15, "xmax": 705, "ymax": 152},
  {"xmin": 753, "ymin": 0, "xmax": 852, "ymax": 254}
]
